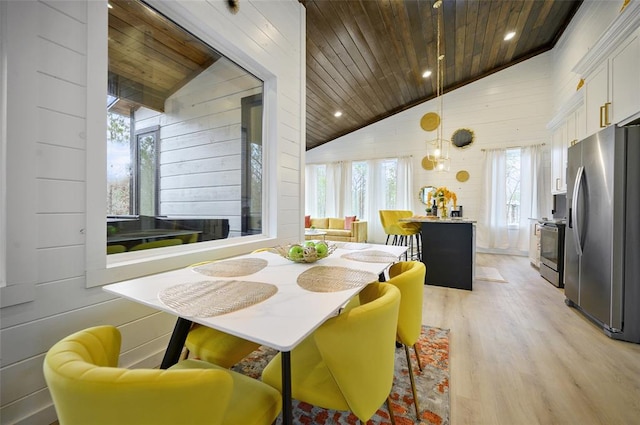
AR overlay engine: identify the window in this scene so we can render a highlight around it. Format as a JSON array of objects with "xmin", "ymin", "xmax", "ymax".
[
  {"xmin": 306, "ymin": 158, "xmax": 402, "ymax": 220},
  {"xmin": 105, "ymin": 0, "xmax": 264, "ymax": 253},
  {"xmin": 505, "ymin": 148, "xmax": 521, "ymax": 226}
]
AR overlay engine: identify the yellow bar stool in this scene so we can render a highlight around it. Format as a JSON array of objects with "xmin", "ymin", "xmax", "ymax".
[{"xmin": 379, "ymin": 210, "xmax": 421, "ymax": 260}]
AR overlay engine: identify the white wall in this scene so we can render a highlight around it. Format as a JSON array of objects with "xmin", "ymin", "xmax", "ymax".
[{"xmin": 0, "ymin": 1, "xmax": 305, "ymax": 424}]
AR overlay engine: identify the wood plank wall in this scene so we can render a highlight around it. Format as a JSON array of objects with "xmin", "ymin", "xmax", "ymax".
[{"xmin": 0, "ymin": 1, "xmax": 305, "ymax": 423}]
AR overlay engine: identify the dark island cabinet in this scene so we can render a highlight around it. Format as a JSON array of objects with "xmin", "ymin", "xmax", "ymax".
[{"xmin": 419, "ymin": 221, "xmax": 476, "ymax": 290}]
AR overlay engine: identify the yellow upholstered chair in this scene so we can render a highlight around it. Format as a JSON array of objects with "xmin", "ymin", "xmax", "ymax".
[
  {"xmin": 184, "ymin": 324, "xmax": 261, "ymax": 368},
  {"xmin": 262, "ymin": 283, "xmax": 401, "ymax": 424},
  {"xmin": 43, "ymin": 325, "xmax": 281, "ymax": 425},
  {"xmin": 387, "ymin": 260, "xmax": 427, "ymax": 419},
  {"xmin": 379, "ymin": 210, "xmax": 421, "ymax": 260},
  {"xmin": 178, "ymin": 232, "xmax": 199, "ymax": 244},
  {"xmin": 184, "ymin": 256, "xmax": 262, "ymax": 367},
  {"xmin": 129, "ymin": 238, "xmax": 183, "ymax": 251},
  {"xmin": 106, "ymin": 244, "xmax": 127, "ymax": 254}
]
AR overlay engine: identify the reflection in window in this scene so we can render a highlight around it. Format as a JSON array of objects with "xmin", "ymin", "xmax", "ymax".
[{"xmin": 106, "ymin": 0, "xmax": 264, "ymax": 253}]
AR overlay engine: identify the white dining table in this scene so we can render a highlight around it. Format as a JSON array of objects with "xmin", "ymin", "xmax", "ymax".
[{"xmin": 103, "ymin": 242, "xmax": 407, "ymax": 425}]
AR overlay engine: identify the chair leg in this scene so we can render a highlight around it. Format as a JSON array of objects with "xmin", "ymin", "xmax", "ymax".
[
  {"xmin": 385, "ymin": 234, "xmax": 391, "ymax": 245},
  {"xmin": 404, "ymin": 344, "xmax": 421, "ymax": 420},
  {"xmin": 413, "ymin": 342, "xmax": 423, "ymax": 371},
  {"xmin": 386, "ymin": 396, "xmax": 397, "ymax": 425}
]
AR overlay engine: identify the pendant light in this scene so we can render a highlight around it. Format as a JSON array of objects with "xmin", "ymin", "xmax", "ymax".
[{"xmin": 426, "ymin": 0, "xmax": 450, "ymax": 172}]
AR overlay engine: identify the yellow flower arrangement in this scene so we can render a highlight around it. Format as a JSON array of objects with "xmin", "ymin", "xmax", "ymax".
[{"xmin": 427, "ymin": 186, "xmax": 457, "ymax": 214}]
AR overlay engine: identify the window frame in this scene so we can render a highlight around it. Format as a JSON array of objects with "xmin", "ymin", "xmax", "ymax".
[{"xmin": 85, "ymin": 0, "xmax": 277, "ymax": 288}]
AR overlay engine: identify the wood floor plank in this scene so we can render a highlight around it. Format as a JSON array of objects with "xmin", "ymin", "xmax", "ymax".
[{"xmin": 423, "ymin": 253, "xmax": 640, "ymax": 425}]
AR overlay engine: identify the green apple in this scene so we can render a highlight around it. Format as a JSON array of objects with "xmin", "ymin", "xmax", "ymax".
[
  {"xmin": 304, "ymin": 241, "xmax": 316, "ymax": 248},
  {"xmin": 315, "ymin": 242, "xmax": 328, "ymax": 257},
  {"xmin": 288, "ymin": 244, "xmax": 304, "ymax": 260}
]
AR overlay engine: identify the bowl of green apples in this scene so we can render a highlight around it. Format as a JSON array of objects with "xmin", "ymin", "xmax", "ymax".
[{"xmin": 276, "ymin": 241, "xmax": 335, "ymax": 263}]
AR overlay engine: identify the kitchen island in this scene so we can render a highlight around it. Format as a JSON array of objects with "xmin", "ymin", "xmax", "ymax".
[{"xmin": 401, "ymin": 217, "xmax": 476, "ymax": 290}]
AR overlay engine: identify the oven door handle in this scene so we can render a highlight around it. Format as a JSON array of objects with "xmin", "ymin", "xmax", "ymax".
[{"xmin": 571, "ymin": 165, "xmax": 584, "ymax": 256}]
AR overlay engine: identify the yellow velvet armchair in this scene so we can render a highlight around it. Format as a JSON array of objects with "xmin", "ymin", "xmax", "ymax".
[
  {"xmin": 387, "ymin": 260, "xmax": 427, "ymax": 419},
  {"xmin": 43, "ymin": 325, "xmax": 281, "ymax": 425},
  {"xmin": 261, "ymin": 283, "xmax": 401, "ymax": 424}
]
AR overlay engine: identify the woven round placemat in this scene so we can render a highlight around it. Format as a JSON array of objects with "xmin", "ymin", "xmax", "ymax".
[
  {"xmin": 158, "ymin": 280, "xmax": 278, "ymax": 317},
  {"xmin": 297, "ymin": 266, "xmax": 378, "ymax": 292},
  {"xmin": 193, "ymin": 258, "xmax": 268, "ymax": 277},
  {"xmin": 341, "ymin": 250, "xmax": 399, "ymax": 263}
]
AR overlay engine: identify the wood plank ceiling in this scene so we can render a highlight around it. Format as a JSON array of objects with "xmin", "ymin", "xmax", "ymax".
[
  {"xmin": 303, "ymin": 0, "xmax": 583, "ymax": 150},
  {"xmin": 108, "ymin": 0, "xmax": 583, "ymax": 151},
  {"xmin": 107, "ymin": 0, "xmax": 220, "ymax": 116}
]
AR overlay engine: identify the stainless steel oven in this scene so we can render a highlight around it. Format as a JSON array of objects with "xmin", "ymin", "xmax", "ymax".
[{"xmin": 539, "ymin": 221, "xmax": 565, "ymax": 287}]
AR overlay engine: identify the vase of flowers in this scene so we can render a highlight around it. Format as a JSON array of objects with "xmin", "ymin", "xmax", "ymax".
[{"xmin": 427, "ymin": 186, "xmax": 457, "ymax": 219}]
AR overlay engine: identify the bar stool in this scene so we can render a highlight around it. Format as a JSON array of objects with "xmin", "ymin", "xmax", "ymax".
[{"xmin": 379, "ymin": 210, "xmax": 421, "ymax": 260}]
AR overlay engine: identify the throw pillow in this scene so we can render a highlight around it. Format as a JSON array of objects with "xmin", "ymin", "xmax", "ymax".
[
  {"xmin": 304, "ymin": 215, "xmax": 311, "ymax": 228},
  {"xmin": 344, "ymin": 215, "xmax": 357, "ymax": 230}
]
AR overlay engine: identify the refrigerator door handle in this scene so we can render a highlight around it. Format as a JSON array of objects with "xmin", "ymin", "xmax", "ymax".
[{"xmin": 571, "ymin": 166, "xmax": 584, "ymax": 256}]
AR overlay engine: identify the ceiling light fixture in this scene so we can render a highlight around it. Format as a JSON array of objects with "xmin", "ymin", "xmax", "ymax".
[
  {"xmin": 504, "ymin": 31, "xmax": 516, "ymax": 41},
  {"xmin": 334, "ymin": 111, "xmax": 342, "ymax": 118},
  {"xmin": 426, "ymin": 0, "xmax": 450, "ymax": 172},
  {"xmin": 422, "ymin": 70, "xmax": 432, "ymax": 78}
]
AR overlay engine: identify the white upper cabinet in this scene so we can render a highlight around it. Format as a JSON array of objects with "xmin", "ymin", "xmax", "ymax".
[
  {"xmin": 610, "ymin": 30, "xmax": 640, "ymax": 124},
  {"xmin": 574, "ymin": 3, "xmax": 640, "ymax": 138},
  {"xmin": 548, "ymin": 91, "xmax": 585, "ymax": 195},
  {"xmin": 584, "ymin": 61, "xmax": 610, "ymax": 137}
]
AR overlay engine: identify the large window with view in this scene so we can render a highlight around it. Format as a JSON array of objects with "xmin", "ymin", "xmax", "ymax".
[{"xmin": 105, "ymin": 0, "xmax": 263, "ymax": 254}]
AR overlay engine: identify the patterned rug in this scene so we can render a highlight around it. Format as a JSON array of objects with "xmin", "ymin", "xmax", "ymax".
[{"xmin": 231, "ymin": 325, "xmax": 450, "ymax": 425}]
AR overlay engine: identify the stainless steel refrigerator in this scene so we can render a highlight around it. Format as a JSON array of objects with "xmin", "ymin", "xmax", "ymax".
[{"xmin": 565, "ymin": 125, "xmax": 640, "ymax": 344}]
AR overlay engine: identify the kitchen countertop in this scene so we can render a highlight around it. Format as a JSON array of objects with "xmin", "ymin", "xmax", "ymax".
[{"xmin": 401, "ymin": 216, "xmax": 477, "ymax": 224}]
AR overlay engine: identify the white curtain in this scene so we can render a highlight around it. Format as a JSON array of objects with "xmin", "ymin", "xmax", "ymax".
[
  {"xmin": 304, "ymin": 165, "xmax": 320, "ymax": 217},
  {"xmin": 478, "ymin": 149, "xmax": 509, "ymax": 250},
  {"xmin": 325, "ymin": 161, "xmax": 351, "ymax": 217},
  {"xmin": 396, "ymin": 156, "xmax": 413, "ymax": 209},
  {"xmin": 307, "ymin": 157, "xmax": 413, "ymax": 244},
  {"xmin": 478, "ymin": 145, "xmax": 546, "ymax": 254},
  {"xmin": 365, "ymin": 159, "xmax": 384, "ymax": 243}
]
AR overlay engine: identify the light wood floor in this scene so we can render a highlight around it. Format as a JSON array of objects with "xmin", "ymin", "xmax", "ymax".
[{"xmin": 425, "ymin": 253, "xmax": 640, "ymax": 425}]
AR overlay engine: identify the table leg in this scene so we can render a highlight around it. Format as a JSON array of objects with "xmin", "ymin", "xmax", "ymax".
[
  {"xmin": 281, "ymin": 351, "xmax": 292, "ymax": 425},
  {"xmin": 160, "ymin": 317, "xmax": 193, "ymax": 369}
]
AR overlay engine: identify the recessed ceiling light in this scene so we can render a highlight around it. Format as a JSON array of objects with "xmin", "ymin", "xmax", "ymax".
[
  {"xmin": 334, "ymin": 111, "xmax": 342, "ymax": 118},
  {"xmin": 422, "ymin": 70, "xmax": 432, "ymax": 78},
  {"xmin": 107, "ymin": 3, "xmax": 113, "ymax": 8},
  {"xmin": 504, "ymin": 31, "xmax": 516, "ymax": 41}
]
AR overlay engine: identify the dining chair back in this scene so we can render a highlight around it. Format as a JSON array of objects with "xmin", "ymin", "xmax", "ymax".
[
  {"xmin": 182, "ymin": 259, "xmax": 262, "ymax": 367},
  {"xmin": 387, "ymin": 260, "xmax": 427, "ymax": 419},
  {"xmin": 129, "ymin": 238, "xmax": 183, "ymax": 251},
  {"xmin": 43, "ymin": 325, "xmax": 281, "ymax": 425},
  {"xmin": 106, "ymin": 244, "xmax": 127, "ymax": 254},
  {"xmin": 262, "ymin": 282, "xmax": 401, "ymax": 424}
]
